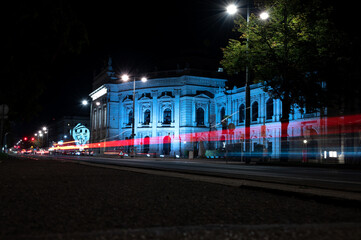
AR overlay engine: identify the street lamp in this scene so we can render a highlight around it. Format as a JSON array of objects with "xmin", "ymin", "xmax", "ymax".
[
  {"xmin": 121, "ymin": 74, "xmax": 148, "ymax": 157},
  {"xmin": 41, "ymin": 127, "xmax": 49, "ymax": 148},
  {"xmin": 226, "ymin": 1, "xmax": 251, "ymax": 163},
  {"xmin": 82, "ymin": 100, "xmax": 88, "ymax": 106},
  {"xmin": 226, "ymin": 4, "xmax": 238, "ymax": 15},
  {"xmin": 226, "ymin": 2, "xmax": 269, "ymax": 163},
  {"xmin": 260, "ymin": 12, "xmax": 269, "ymax": 20}
]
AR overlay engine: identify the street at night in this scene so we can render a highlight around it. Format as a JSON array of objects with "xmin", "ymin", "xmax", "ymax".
[
  {"xmin": 1, "ymin": 155, "xmax": 361, "ymax": 239},
  {"xmin": 2, "ymin": 0, "xmax": 361, "ymax": 239}
]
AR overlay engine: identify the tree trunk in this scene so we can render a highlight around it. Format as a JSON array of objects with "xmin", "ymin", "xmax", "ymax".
[{"xmin": 280, "ymin": 98, "xmax": 290, "ymax": 162}]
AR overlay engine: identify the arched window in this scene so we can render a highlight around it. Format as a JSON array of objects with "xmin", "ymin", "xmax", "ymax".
[
  {"xmin": 266, "ymin": 99, "xmax": 273, "ymax": 120},
  {"xmin": 196, "ymin": 108, "xmax": 205, "ymax": 126},
  {"xmin": 252, "ymin": 102, "xmax": 258, "ymax": 122},
  {"xmin": 144, "ymin": 109, "xmax": 151, "ymax": 125},
  {"xmin": 239, "ymin": 104, "xmax": 245, "ymax": 123},
  {"xmin": 163, "ymin": 108, "xmax": 171, "ymax": 124},
  {"xmin": 220, "ymin": 107, "xmax": 225, "ymax": 122},
  {"xmin": 128, "ymin": 110, "xmax": 133, "ymax": 125}
]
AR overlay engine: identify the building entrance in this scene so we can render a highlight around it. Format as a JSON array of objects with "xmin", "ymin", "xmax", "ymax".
[
  {"xmin": 163, "ymin": 136, "xmax": 171, "ymax": 155},
  {"xmin": 143, "ymin": 136, "xmax": 150, "ymax": 153}
]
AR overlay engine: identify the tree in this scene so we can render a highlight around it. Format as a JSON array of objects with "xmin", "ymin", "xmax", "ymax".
[{"xmin": 221, "ymin": 0, "xmax": 336, "ymax": 161}]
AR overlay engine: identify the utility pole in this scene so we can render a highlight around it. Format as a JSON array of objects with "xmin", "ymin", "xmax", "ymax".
[
  {"xmin": 0, "ymin": 104, "xmax": 9, "ymax": 153},
  {"xmin": 244, "ymin": 0, "xmax": 251, "ymax": 163}
]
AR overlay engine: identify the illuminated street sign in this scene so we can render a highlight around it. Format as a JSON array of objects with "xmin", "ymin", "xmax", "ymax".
[{"xmin": 71, "ymin": 123, "xmax": 90, "ymax": 146}]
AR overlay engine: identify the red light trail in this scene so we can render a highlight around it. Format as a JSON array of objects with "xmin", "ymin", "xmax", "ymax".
[{"xmin": 48, "ymin": 113, "xmax": 361, "ymax": 152}]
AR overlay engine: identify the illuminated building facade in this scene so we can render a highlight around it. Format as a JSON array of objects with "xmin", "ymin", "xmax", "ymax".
[{"xmin": 89, "ymin": 62, "xmax": 325, "ymax": 160}]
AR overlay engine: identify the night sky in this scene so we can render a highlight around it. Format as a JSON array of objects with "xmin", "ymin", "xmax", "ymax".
[
  {"xmin": 33, "ymin": 0, "xmax": 238, "ymax": 129},
  {"xmin": 6, "ymin": 0, "xmax": 359, "ymax": 138}
]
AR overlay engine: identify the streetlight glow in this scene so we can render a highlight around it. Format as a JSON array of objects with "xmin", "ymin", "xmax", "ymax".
[
  {"xmin": 121, "ymin": 74, "xmax": 130, "ymax": 81},
  {"xmin": 82, "ymin": 100, "xmax": 88, "ymax": 106},
  {"xmin": 260, "ymin": 12, "xmax": 269, "ymax": 20},
  {"xmin": 226, "ymin": 4, "xmax": 238, "ymax": 15},
  {"xmin": 141, "ymin": 77, "xmax": 147, "ymax": 82}
]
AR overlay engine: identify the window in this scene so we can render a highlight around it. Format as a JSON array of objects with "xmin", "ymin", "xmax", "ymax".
[
  {"xmin": 93, "ymin": 111, "xmax": 97, "ymax": 129},
  {"xmin": 103, "ymin": 107, "xmax": 107, "ymax": 127},
  {"xmin": 128, "ymin": 110, "xmax": 133, "ymax": 125},
  {"xmin": 239, "ymin": 104, "xmax": 245, "ymax": 123},
  {"xmin": 252, "ymin": 102, "xmax": 258, "ymax": 122},
  {"xmin": 163, "ymin": 108, "xmax": 171, "ymax": 124},
  {"xmin": 220, "ymin": 107, "xmax": 225, "ymax": 122},
  {"xmin": 98, "ymin": 109, "xmax": 102, "ymax": 128},
  {"xmin": 161, "ymin": 91, "xmax": 173, "ymax": 97},
  {"xmin": 196, "ymin": 108, "xmax": 205, "ymax": 126},
  {"xmin": 144, "ymin": 109, "xmax": 151, "ymax": 125},
  {"xmin": 266, "ymin": 99, "xmax": 273, "ymax": 120}
]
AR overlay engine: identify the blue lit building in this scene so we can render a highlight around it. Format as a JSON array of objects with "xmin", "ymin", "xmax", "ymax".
[{"xmin": 89, "ymin": 61, "xmax": 324, "ymax": 160}]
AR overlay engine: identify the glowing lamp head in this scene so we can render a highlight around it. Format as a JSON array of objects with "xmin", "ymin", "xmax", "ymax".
[
  {"xmin": 141, "ymin": 77, "xmax": 147, "ymax": 82},
  {"xmin": 260, "ymin": 12, "xmax": 269, "ymax": 20},
  {"xmin": 82, "ymin": 100, "xmax": 88, "ymax": 106},
  {"xmin": 121, "ymin": 74, "xmax": 130, "ymax": 81},
  {"xmin": 226, "ymin": 4, "xmax": 238, "ymax": 15}
]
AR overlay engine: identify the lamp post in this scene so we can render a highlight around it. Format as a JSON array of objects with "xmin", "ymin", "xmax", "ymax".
[
  {"xmin": 226, "ymin": 2, "xmax": 269, "ymax": 163},
  {"xmin": 226, "ymin": 1, "xmax": 251, "ymax": 163},
  {"xmin": 121, "ymin": 74, "xmax": 147, "ymax": 157},
  {"xmin": 42, "ymin": 127, "xmax": 48, "ymax": 148}
]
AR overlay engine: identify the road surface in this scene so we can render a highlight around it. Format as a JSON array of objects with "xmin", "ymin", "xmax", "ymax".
[
  {"xmin": 37, "ymin": 154, "xmax": 361, "ymax": 200},
  {"xmin": 1, "ymin": 155, "xmax": 361, "ymax": 240}
]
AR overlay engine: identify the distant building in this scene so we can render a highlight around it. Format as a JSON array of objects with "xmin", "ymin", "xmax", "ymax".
[
  {"xmin": 48, "ymin": 116, "xmax": 90, "ymax": 145},
  {"xmin": 89, "ymin": 61, "xmax": 326, "ymax": 161}
]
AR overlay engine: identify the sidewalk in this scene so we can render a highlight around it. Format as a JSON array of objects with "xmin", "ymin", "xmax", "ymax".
[
  {"xmin": 97, "ymin": 153, "xmax": 361, "ymax": 169},
  {"xmin": 98, "ymin": 153, "xmax": 247, "ymax": 165}
]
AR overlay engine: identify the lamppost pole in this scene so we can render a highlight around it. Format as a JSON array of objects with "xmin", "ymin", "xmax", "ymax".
[
  {"xmin": 244, "ymin": 0, "xmax": 251, "ymax": 163},
  {"xmin": 227, "ymin": 1, "xmax": 251, "ymax": 163},
  {"xmin": 122, "ymin": 74, "xmax": 147, "ymax": 157},
  {"xmin": 226, "ymin": 2, "xmax": 269, "ymax": 163},
  {"xmin": 132, "ymin": 77, "xmax": 136, "ymax": 140}
]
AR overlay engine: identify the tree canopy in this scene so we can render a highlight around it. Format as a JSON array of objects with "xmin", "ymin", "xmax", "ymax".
[
  {"xmin": 220, "ymin": 0, "xmax": 344, "ymax": 161},
  {"xmin": 221, "ymin": 0, "xmax": 338, "ymax": 112}
]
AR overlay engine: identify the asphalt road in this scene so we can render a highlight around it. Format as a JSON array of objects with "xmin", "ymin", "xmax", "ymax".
[
  {"xmin": 46, "ymin": 155, "xmax": 361, "ymax": 193},
  {"xmin": 2, "ymin": 155, "xmax": 361, "ymax": 240}
]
